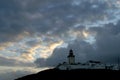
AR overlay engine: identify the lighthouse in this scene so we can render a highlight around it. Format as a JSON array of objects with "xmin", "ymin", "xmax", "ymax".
[
  {"xmin": 67, "ymin": 49, "xmax": 75, "ymax": 65},
  {"xmin": 56, "ymin": 49, "xmax": 108, "ymax": 70}
]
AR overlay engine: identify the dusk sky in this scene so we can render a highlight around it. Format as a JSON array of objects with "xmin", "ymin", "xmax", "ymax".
[{"xmin": 0, "ymin": 0, "xmax": 120, "ymax": 80}]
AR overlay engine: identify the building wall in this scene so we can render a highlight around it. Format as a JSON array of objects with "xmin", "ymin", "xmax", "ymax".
[{"xmin": 68, "ymin": 57, "xmax": 75, "ymax": 64}]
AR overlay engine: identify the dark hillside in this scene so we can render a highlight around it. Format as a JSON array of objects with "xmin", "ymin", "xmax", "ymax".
[{"xmin": 15, "ymin": 69, "xmax": 120, "ymax": 80}]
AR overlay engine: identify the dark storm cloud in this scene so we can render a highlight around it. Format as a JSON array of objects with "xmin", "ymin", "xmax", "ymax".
[
  {"xmin": 35, "ymin": 20, "xmax": 120, "ymax": 67},
  {"xmin": 88, "ymin": 21, "xmax": 120, "ymax": 63},
  {"xmin": 0, "ymin": 0, "xmax": 115, "ymax": 43},
  {"xmin": 0, "ymin": 0, "xmax": 25, "ymax": 43}
]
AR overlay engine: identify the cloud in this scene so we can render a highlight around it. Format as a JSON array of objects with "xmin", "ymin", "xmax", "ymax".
[
  {"xmin": 88, "ymin": 21, "xmax": 120, "ymax": 63},
  {"xmin": 35, "ymin": 20, "xmax": 120, "ymax": 67},
  {"xmin": 0, "ymin": 55, "xmax": 34, "ymax": 67},
  {"xmin": 0, "ymin": 0, "xmax": 120, "ymax": 44},
  {"xmin": 0, "ymin": 0, "xmax": 120, "ymax": 68},
  {"xmin": 0, "ymin": 1, "xmax": 120, "ymax": 60}
]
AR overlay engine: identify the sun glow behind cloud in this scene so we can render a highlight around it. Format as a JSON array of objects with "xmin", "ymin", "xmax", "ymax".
[
  {"xmin": 82, "ymin": 31, "xmax": 89, "ymax": 38},
  {"xmin": 39, "ymin": 40, "xmax": 63, "ymax": 59}
]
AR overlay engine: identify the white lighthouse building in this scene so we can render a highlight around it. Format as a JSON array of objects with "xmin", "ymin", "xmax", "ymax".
[{"xmin": 67, "ymin": 49, "xmax": 75, "ymax": 65}]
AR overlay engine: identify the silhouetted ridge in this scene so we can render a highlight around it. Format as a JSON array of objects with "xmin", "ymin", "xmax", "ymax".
[{"xmin": 15, "ymin": 68, "xmax": 120, "ymax": 80}]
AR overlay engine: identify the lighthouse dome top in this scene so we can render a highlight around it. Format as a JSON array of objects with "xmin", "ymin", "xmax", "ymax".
[{"xmin": 68, "ymin": 49, "xmax": 75, "ymax": 57}]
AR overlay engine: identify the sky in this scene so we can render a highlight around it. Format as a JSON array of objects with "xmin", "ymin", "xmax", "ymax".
[{"xmin": 0, "ymin": 0, "xmax": 120, "ymax": 80}]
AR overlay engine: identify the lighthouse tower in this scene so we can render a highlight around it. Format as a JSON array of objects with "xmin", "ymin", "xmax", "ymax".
[{"xmin": 67, "ymin": 49, "xmax": 75, "ymax": 65}]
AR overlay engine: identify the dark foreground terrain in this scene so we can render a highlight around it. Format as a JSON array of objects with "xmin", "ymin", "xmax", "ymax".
[{"xmin": 15, "ymin": 69, "xmax": 120, "ymax": 80}]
